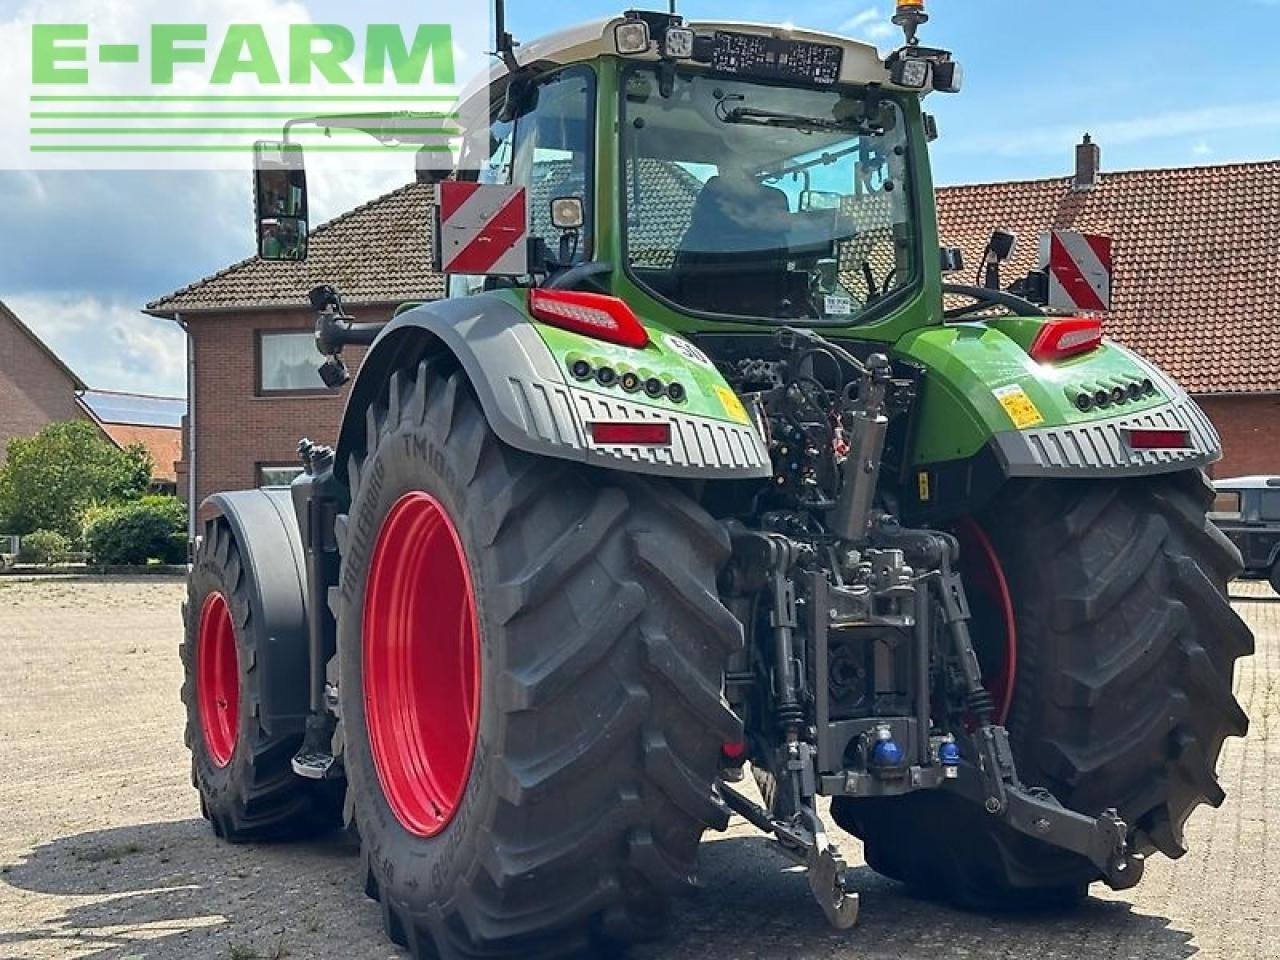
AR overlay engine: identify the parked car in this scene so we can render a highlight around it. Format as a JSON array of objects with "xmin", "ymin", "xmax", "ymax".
[{"xmin": 1211, "ymin": 476, "xmax": 1280, "ymax": 592}]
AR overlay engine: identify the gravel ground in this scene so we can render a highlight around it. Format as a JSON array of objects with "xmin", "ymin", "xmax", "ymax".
[{"xmin": 0, "ymin": 576, "xmax": 1276, "ymax": 960}]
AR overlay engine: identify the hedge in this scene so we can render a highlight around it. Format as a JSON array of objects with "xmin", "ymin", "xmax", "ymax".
[{"xmin": 84, "ymin": 496, "xmax": 187, "ymax": 567}]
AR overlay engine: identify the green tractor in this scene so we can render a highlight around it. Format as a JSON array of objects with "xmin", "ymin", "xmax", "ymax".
[{"xmin": 181, "ymin": 4, "xmax": 1253, "ymax": 957}]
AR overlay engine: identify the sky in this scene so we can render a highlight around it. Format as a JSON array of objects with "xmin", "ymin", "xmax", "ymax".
[{"xmin": 1, "ymin": 0, "xmax": 1277, "ymax": 398}]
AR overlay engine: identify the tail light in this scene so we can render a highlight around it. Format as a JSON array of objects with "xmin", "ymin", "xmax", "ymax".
[
  {"xmin": 589, "ymin": 422, "xmax": 671, "ymax": 446},
  {"xmin": 1125, "ymin": 428, "xmax": 1192, "ymax": 450},
  {"xmin": 1028, "ymin": 317, "xmax": 1103, "ymax": 364},
  {"xmin": 528, "ymin": 289, "xmax": 649, "ymax": 349}
]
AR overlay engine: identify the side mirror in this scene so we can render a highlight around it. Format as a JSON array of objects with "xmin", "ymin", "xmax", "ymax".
[{"xmin": 253, "ymin": 141, "xmax": 310, "ymax": 262}]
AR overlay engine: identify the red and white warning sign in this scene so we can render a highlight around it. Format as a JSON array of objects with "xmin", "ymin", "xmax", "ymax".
[
  {"xmin": 1039, "ymin": 231, "xmax": 1113, "ymax": 313},
  {"xmin": 435, "ymin": 182, "xmax": 529, "ymax": 276}
]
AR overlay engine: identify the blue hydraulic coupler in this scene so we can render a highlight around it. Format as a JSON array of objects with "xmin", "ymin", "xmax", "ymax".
[
  {"xmin": 938, "ymin": 736, "xmax": 961, "ymax": 778},
  {"xmin": 871, "ymin": 736, "xmax": 904, "ymax": 768}
]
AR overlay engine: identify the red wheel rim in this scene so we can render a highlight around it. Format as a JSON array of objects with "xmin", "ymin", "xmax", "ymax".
[
  {"xmin": 954, "ymin": 518, "xmax": 1018, "ymax": 724},
  {"xmin": 197, "ymin": 592, "xmax": 239, "ymax": 768},
  {"xmin": 363, "ymin": 492, "xmax": 481, "ymax": 838}
]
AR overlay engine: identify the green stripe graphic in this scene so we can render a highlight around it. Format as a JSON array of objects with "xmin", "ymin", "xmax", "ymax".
[
  {"xmin": 31, "ymin": 95, "xmax": 458, "ymax": 103},
  {"xmin": 32, "ymin": 111, "xmax": 460, "ymax": 119},
  {"xmin": 31, "ymin": 128, "xmax": 461, "ymax": 136},
  {"xmin": 30, "ymin": 144, "xmax": 452, "ymax": 153}
]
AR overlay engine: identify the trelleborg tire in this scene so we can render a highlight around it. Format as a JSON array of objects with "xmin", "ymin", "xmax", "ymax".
[
  {"xmin": 333, "ymin": 357, "xmax": 743, "ymax": 958},
  {"xmin": 835, "ymin": 471, "xmax": 1253, "ymax": 908},
  {"xmin": 182, "ymin": 517, "xmax": 343, "ymax": 841}
]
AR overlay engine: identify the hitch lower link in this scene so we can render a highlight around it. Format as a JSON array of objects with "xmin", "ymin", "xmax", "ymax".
[{"xmin": 928, "ymin": 547, "xmax": 1146, "ymax": 890}]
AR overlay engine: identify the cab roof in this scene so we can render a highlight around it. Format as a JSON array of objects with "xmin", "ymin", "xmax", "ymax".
[{"xmin": 463, "ymin": 16, "xmax": 895, "ymax": 101}]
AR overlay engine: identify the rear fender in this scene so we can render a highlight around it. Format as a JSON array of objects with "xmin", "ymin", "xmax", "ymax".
[
  {"xmin": 335, "ymin": 292, "xmax": 771, "ymax": 484},
  {"xmin": 896, "ymin": 322, "xmax": 1220, "ymax": 520},
  {"xmin": 201, "ymin": 489, "xmax": 310, "ymax": 738}
]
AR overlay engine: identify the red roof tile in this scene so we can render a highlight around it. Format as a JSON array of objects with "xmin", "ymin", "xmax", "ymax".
[
  {"xmin": 936, "ymin": 161, "xmax": 1280, "ymax": 395},
  {"xmin": 146, "ymin": 182, "xmax": 439, "ymax": 315}
]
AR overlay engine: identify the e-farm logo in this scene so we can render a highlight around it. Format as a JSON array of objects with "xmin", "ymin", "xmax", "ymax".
[{"xmin": 8, "ymin": 14, "xmax": 490, "ymax": 171}]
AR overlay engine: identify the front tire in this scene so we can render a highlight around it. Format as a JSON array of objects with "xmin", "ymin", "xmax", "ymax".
[
  {"xmin": 182, "ymin": 518, "xmax": 342, "ymax": 841},
  {"xmin": 838, "ymin": 472, "xmax": 1253, "ymax": 907},
  {"xmin": 334, "ymin": 359, "xmax": 743, "ymax": 959}
]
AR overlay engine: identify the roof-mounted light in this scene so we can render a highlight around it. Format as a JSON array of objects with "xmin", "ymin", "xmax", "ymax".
[
  {"xmin": 615, "ymin": 19, "xmax": 652, "ymax": 55},
  {"xmin": 886, "ymin": 45, "xmax": 963, "ymax": 94},
  {"xmin": 892, "ymin": 0, "xmax": 929, "ymax": 44},
  {"xmin": 663, "ymin": 25, "xmax": 695, "ymax": 59},
  {"xmin": 891, "ymin": 58, "xmax": 930, "ymax": 89}
]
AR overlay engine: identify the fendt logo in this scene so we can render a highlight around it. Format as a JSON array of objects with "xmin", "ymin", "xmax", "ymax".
[
  {"xmin": 31, "ymin": 24, "xmax": 457, "ymax": 86},
  {"xmin": 1, "ymin": 4, "xmax": 492, "ymax": 172}
]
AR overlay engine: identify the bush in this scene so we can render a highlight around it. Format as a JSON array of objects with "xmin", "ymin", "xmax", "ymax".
[
  {"xmin": 0, "ymin": 421, "xmax": 153, "ymax": 539},
  {"xmin": 84, "ymin": 496, "xmax": 187, "ymax": 567},
  {"xmin": 18, "ymin": 529, "xmax": 72, "ymax": 567}
]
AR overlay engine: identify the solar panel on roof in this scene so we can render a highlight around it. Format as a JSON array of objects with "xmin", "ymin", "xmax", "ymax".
[{"xmin": 80, "ymin": 391, "xmax": 186, "ymax": 428}]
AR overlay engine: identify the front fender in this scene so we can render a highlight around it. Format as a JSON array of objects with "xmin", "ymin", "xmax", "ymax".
[
  {"xmin": 201, "ymin": 488, "xmax": 309, "ymax": 737},
  {"xmin": 335, "ymin": 293, "xmax": 771, "ymax": 483}
]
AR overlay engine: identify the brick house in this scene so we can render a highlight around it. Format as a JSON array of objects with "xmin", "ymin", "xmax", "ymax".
[
  {"xmin": 149, "ymin": 147, "xmax": 1280, "ymax": 508},
  {"xmin": 0, "ymin": 299, "xmax": 185, "ymax": 491},
  {"xmin": 77, "ymin": 390, "xmax": 186, "ymax": 494},
  {"xmin": 0, "ymin": 299, "xmax": 90, "ymax": 466}
]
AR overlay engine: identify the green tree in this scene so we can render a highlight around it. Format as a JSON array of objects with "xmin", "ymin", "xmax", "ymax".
[{"xmin": 0, "ymin": 420, "xmax": 154, "ymax": 539}]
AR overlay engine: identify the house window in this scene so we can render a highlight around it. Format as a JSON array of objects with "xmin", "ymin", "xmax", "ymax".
[
  {"xmin": 257, "ymin": 331, "xmax": 326, "ymax": 394},
  {"xmin": 1211, "ymin": 491, "xmax": 1241, "ymax": 517},
  {"xmin": 258, "ymin": 463, "xmax": 303, "ymax": 488}
]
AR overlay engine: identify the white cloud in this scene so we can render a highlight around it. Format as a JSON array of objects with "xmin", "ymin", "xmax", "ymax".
[
  {"xmin": 837, "ymin": 7, "xmax": 898, "ymax": 46},
  {"xmin": 1191, "ymin": 139, "xmax": 1213, "ymax": 158},
  {"xmin": 946, "ymin": 101, "xmax": 1280, "ymax": 158},
  {"xmin": 840, "ymin": 8, "xmax": 882, "ymax": 31},
  {"xmin": 5, "ymin": 292, "xmax": 187, "ymax": 396}
]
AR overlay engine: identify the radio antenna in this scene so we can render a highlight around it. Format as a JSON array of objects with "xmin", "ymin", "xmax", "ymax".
[{"xmin": 494, "ymin": 0, "xmax": 520, "ymax": 72}]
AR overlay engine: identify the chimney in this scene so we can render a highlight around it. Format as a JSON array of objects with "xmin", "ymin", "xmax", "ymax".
[{"xmin": 1074, "ymin": 133, "xmax": 1101, "ymax": 191}]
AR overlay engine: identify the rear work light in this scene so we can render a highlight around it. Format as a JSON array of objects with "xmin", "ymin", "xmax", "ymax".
[
  {"xmin": 528, "ymin": 289, "xmax": 650, "ymax": 349},
  {"xmin": 589, "ymin": 422, "xmax": 672, "ymax": 446},
  {"xmin": 1125, "ymin": 428, "xmax": 1192, "ymax": 450},
  {"xmin": 1028, "ymin": 317, "xmax": 1104, "ymax": 364}
]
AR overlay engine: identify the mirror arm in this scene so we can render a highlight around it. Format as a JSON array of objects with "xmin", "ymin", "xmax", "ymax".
[{"xmin": 316, "ymin": 310, "xmax": 386, "ymax": 354}]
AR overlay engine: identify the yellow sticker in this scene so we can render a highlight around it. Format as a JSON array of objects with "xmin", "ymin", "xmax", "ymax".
[
  {"xmin": 715, "ymin": 385, "xmax": 750, "ymax": 424},
  {"xmin": 918, "ymin": 471, "xmax": 931, "ymax": 502},
  {"xmin": 994, "ymin": 384, "xmax": 1045, "ymax": 429}
]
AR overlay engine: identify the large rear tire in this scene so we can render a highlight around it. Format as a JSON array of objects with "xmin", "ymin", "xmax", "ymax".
[
  {"xmin": 182, "ymin": 517, "xmax": 342, "ymax": 841},
  {"xmin": 836, "ymin": 471, "xmax": 1253, "ymax": 907},
  {"xmin": 334, "ymin": 358, "xmax": 743, "ymax": 958}
]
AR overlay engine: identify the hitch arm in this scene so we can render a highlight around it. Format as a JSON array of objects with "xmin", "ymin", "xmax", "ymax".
[{"xmin": 926, "ymin": 551, "xmax": 1145, "ymax": 889}]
